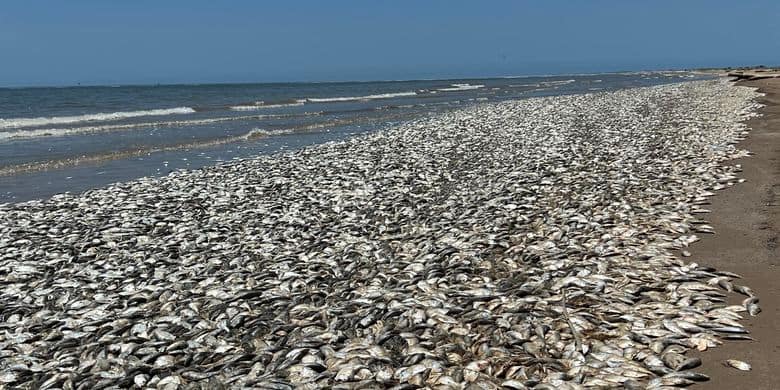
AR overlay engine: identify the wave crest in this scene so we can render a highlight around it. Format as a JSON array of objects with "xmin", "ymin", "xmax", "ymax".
[
  {"xmin": 230, "ymin": 99, "xmax": 306, "ymax": 111},
  {"xmin": 435, "ymin": 83, "xmax": 485, "ymax": 92},
  {"xmin": 305, "ymin": 91, "xmax": 417, "ymax": 103},
  {"xmin": 0, "ymin": 113, "xmax": 323, "ymax": 142},
  {"xmin": 0, "ymin": 107, "xmax": 196, "ymax": 130}
]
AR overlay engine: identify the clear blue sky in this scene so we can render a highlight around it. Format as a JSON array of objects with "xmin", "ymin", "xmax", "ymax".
[{"xmin": 2, "ymin": 1, "xmax": 779, "ymax": 86}]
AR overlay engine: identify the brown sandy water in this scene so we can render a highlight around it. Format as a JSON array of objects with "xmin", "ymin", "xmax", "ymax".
[{"xmin": 690, "ymin": 78, "xmax": 780, "ymax": 389}]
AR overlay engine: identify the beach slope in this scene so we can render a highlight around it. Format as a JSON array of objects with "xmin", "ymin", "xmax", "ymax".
[{"xmin": 691, "ymin": 78, "xmax": 780, "ymax": 389}]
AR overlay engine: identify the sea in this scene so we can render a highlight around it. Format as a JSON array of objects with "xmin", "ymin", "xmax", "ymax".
[{"xmin": 0, "ymin": 72, "xmax": 709, "ymax": 203}]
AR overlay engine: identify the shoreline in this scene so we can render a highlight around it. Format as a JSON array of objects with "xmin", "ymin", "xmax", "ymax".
[
  {"xmin": 0, "ymin": 72, "xmax": 704, "ymax": 204},
  {"xmin": 0, "ymin": 79, "xmax": 765, "ymax": 388},
  {"xmin": 690, "ymin": 78, "xmax": 780, "ymax": 389}
]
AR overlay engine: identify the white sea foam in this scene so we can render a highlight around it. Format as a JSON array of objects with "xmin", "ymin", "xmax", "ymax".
[
  {"xmin": 242, "ymin": 128, "xmax": 295, "ymax": 139},
  {"xmin": 305, "ymin": 91, "xmax": 417, "ymax": 103},
  {"xmin": 0, "ymin": 107, "xmax": 196, "ymax": 130},
  {"xmin": 436, "ymin": 83, "xmax": 485, "ymax": 92},
  {"xmin": 230, "ymin": 100, "xmax": 306, "ymax": 111},
  {"xmin": 230, "ymin": 106, "xmax": 259, "ymax": 111},
  {"xmin": 540, "ymin": 79, "xmax": 576, "ymax": 86},
  {"xmin": 0, "ymin": 114, "xmax": 304, "ymax": 141}
]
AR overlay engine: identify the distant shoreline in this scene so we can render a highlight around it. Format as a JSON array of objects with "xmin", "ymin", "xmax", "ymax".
[{"xmin": 692, "ymin": 67, "xmax": 780, "ymax": 81}]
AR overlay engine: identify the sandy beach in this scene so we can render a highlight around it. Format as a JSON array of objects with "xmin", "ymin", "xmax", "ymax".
[
  {"xmin": 0, "ymin": 79, "xmax": 767, "ymax": 388},
  {"xmin": 2, "ymin": 0, "xmax": 778, "ymax": 387},
  {"xmin": 689, "ymin": 78, "xmax": 780, "ymax": 389}
]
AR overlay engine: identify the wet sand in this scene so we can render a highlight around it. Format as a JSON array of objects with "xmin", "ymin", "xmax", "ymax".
[{"xmin": 691, "ymin": 78, "xmax": 780, "ymax": 388}]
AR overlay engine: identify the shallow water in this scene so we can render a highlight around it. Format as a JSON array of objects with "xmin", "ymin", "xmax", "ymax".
[{"xmin": 0, "ymin": 72, "xmax": 707, "ymax": 202}]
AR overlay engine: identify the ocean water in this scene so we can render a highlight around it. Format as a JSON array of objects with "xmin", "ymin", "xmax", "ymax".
[{"xmin": 0, "ymin": 72, "xmax": 708, "ymax": 203}]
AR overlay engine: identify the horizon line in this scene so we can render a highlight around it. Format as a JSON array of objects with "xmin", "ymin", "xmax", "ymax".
[{"xmin": 0, "ymin": 66, "xmax": 712, "ymax": 90}]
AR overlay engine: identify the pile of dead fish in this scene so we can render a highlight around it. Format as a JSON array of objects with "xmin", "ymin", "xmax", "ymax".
[{"xmin": 0, "ymin": 79, "xmax": 763, "ymax": 389}]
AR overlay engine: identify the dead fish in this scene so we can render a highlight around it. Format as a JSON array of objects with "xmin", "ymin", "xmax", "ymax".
[
  {"xmin": 711, "ymin": 326, "xmax": 749, "ymax": 334},
  {"xmin": 743, "ymin": 296, "xmax": 761, "ymax": 316},
  {"xmin": 733, "ymin": 284, "xmax": 756, "ymax": 297},
  {"xmin": 0, "ymin": 79, "xmax": 762, "ymax": 389},
  {"xmin": 665, "ymin": 371, "xmax": 710, "ymax": 381},
  {"xmin": 724, "ymin": 359, "xmax": 751, "ymax": 371}
]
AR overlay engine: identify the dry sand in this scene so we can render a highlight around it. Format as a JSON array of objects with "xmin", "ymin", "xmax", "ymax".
[{"xmin": 690, "ymin": 78, "xmax": 780, "ymax": 389}]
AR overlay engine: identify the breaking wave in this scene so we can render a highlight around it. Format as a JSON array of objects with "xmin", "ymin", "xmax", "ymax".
[
  {"xmin": 540, "ymin": 79, "xmax": 576, "ymax": 86},
  {"xmin": 230, "ymin": 92, "xmax": 419, "ymax": 109},
  {"xmin": 230, "ymin": 100, "xmax": 306, "ymax": 111},
  {"xmin": 242, "ymin": 128, "xmax": 296, "ymax": 140},
  {"xmin": 435, "ymin": 83, "xmax": 485, "ymax": 92},
  {"xmin": 0, "ymin": 125, "xmax": 323, "ymax": 176},
  {"xmin": 305, "ymin": 91, "xmax": 418, "ymax": 103},
  {"xmin": 0, "ymin": 112, "xmax": 327, "ymax": 142},
  {"xmin": 0, "ymin": 107, "xmax": 196, "ymax": 130}
]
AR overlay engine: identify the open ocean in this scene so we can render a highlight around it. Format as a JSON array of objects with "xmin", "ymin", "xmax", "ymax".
[{"xmin": 0, "ymin": 72, "xmax": 707, "ymax": 203}]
